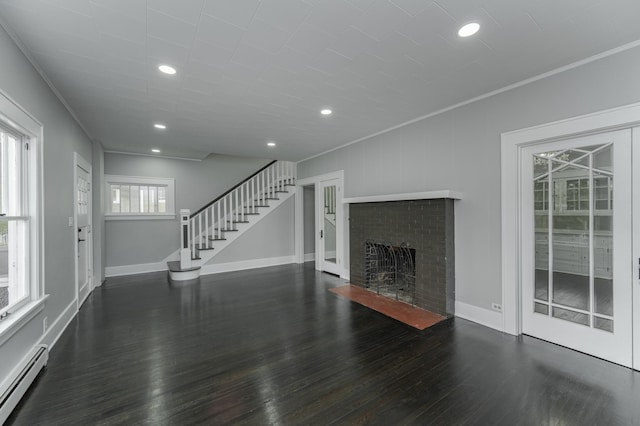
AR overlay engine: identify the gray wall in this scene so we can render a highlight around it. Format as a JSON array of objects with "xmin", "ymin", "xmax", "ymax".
[
  {"xmin": 298, "ymin": 45, "xmax": 640, "ymax": 312},
  {"xmin": 0, "ymin": 25, "xmax": 93, "ymax": 380},
  {"xmin": 303, "ymin": 186, "xmax": 315, "ymax": 257},
  {"xmin": 208, "ymin": 196, "xmax": 295, "ymax": 264},
  {"xmin": 104, "ymin": 153, "xmax": 269, "ymax": 267}
]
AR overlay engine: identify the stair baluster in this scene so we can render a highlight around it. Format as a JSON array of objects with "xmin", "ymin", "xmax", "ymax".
[{"xmin": 175, "ymin": 161, "xmax": 296, "ymax": 277}]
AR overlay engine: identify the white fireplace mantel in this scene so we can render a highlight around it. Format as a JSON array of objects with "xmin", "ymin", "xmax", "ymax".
[{"xmin": 342, "ymin": 190, "xmax": 463, "ymax": 204}]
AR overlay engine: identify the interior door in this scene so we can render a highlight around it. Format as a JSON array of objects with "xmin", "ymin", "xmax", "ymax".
[
  {"xmin": 521, "ymin": 129, "xmax": 634, "ymax": 368},
  {"xmin": 319, "ymin": 179, "xmax": 341, "ymax": 275},
  {"xmin": 76, "ymin": 161, "xmax": 92, "ymax": 307}
]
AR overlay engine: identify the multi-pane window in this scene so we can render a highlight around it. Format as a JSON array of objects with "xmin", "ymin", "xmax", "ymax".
[
  {"xmin": 0, "ymin": 125, "xmax": 29, "ymax": 316},
  {"xmin": 105, "ymin": 175, "xmax": 174, "ymax": 219}
]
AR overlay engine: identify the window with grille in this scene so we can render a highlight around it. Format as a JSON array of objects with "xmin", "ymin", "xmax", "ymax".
[
  {"xmin": 0, "ymin": 124, "xmax": 30, "ymax": 317},
  {"xmin": 105, "ymin": 175, "xmax": 175, "ymax": 219}
]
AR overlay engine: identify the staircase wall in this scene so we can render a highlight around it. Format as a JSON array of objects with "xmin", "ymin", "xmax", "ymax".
[
  {"xmin": 205, "ymin": 196, "xmax": 295, "ymax": 266},
  {"xmin": 104, "ymin": 153, "xmax": 270, "ymax": 270}
]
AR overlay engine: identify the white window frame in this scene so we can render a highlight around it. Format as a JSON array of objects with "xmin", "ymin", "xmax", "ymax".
[
  {"xmin": 104, "ymin": 175, "xmax": 175, "ymax": 220},
  {"xmin": 0, "ymin": 88, "xmax": 45, "ymax": 341}
]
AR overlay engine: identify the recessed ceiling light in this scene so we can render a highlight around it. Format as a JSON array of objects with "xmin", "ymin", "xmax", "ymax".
[
  {"xmin": 458, "ymin": 22, "xmax": 480, "ymax": 38},
  {"xmin": 158, "ymin": 64, "xmax": 177, "ymax": 75},
  {"xmin": 153, "ymin": 123, "xmax": 166, "ymax": 130},
  {"xmin": 151, "ymin": 148, "xmax": 161, "ymax": 153},
  {"xmin": 267, "ymin": 141, "xmax": 276, "ymax": 147},
  {"xmin": 320, "ymin": 108, "xmax": 332, "ymax": 116}
]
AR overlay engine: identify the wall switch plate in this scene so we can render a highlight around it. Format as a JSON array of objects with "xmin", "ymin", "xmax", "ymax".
[
  {"xmin": 68, "ymin": 216, "xmax": 74, "ymax": 227},
  {"xmin": 491, "ymin": 303, "xmax": 502, "ymax": 312}
]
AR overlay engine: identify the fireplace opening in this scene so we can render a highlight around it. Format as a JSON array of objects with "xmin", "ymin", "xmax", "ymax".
[{"xmin": 364, "ymin": 240, "xmax": 416, "ymax": 305}]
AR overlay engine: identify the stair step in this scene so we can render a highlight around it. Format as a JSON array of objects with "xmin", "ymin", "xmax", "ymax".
[
  {"xmin": 167, "ymin": 261, "xmax": 200, "ymax": 273},
  {"xmin": 208, "ymin": 237, "xmax": 227, "ymax": 241},
  {"xmin": 194, "ymin": 245, "xmax": 215, "ymax": 251},
  {"xmin": 264, "ymin": 197, "xmax": 279, "ymax": 200},
  {"xmin": 242, "ymin": 212, "xmax": 260, "ymax": 215},
  {"xmin": 246, "ymin": 205, "xmax": 269, "ymax": 208},
  {"xmin": 191, "ymin": 256, "xmax": 201, "ymax": 261},
  {"xmin": 284, "ymin": 183, "xmax": 296, "ymax": 186},
  {"xmin": 274, "ymin": 190, "xmax": 288, "ymax": 193},
  {"xmin": 215, "ymin": 228, "xmax": 238, "ymax": 232},
  {"xmin": 233, "ymin": 220, "xmax": 250, "ymax": 224}
]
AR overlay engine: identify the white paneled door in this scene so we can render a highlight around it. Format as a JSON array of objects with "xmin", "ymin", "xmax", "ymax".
[
  {"xmin": 521, "ymin": 129, "xmax": 639, "ymax": 369},
  {"xmin": 75, "ymin": 154, "xmax": 92, "ymax": 308}
]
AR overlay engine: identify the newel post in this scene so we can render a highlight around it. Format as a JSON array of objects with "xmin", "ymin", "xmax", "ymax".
[{"xmin": 179, "ymin": 209, "xmax": 192, "ymax": 269}]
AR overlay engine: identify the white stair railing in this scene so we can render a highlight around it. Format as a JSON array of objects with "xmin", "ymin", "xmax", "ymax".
[{"xmin": 183, "ymin": 161, "xmax": 296, "ymax": 259}]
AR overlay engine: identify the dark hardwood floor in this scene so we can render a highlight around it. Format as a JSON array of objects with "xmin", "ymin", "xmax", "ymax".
[{"xmin": 7, "ymin": 263, "xmax": 640, "ymax": 425}]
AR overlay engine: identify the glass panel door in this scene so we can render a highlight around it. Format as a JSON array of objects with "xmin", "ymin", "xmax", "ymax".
[
  {"xmin": 522, "ymin": 130, "xmax": 633, "ymax": 368},
  {"xmin": 323, "ymin": 184, "xmax": 337, "ymax": 264},
  {"xmin": 319, "ymin": 179, "xmax": 341, "ymax": 275}
]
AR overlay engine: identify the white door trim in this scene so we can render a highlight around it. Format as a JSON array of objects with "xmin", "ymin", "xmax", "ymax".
[
  {"xmin": 73, "ymin": 152, "xmax": 92, "ymax": 311},
  {"xmin": 295, "ymin": 170, "xmax": 346, "ymax": 278},
  {"xmin": 501, "ymin": 101, "xmax": 640, "ymax": 336}
]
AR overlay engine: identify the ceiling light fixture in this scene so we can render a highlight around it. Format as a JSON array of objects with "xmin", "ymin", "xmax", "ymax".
[
  {"xmin": 458, "ymin": 22, "xmax": 480, "ymax": 38},
  {"xmin": 153, "ymin": 123, "xmax": 167, "ymax": 130},
  {"xmin": 158, "ymin": 64, "xmax": 177, "ymax": 75},
  {"xmin": 151, "ymin": 148, "xmax": 161, "ymax": 153},
  {"xmin": 267, "ymin": 141, "xmax": 276, "ymax": 147},
  {"xmin": 320, "ymin": 108, "xmax": 332, "ymax": 116}
]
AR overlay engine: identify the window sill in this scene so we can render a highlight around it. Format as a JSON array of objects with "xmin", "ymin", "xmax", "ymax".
[
  {"xmin": 0, "ymin": 295, "xmax": 48, "ymax": 347},
  {"xmin": 105, "ymin": 214, "xmax": 176, "ymax": 221}
]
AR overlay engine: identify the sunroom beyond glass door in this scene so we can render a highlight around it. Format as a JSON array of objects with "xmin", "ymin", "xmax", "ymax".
[{"xmin": 521, "ymin": 130, "xmax": 633, "ymax": 368}]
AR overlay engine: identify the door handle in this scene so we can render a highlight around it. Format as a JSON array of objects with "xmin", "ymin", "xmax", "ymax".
[
  {"xmin": 320, "ymin": 230, "xmax": 323, "ymax": 238},
  {"xmin": 78, "ymin": 239, "xmax": 85, "ymax": 243}
]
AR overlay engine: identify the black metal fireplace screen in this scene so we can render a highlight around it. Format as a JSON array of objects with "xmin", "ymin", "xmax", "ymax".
[{"xmin": 364, "ymin": 240, "xmax": 416, "ymax": 305}]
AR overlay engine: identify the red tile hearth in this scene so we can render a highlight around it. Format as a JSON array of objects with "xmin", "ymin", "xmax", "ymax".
[{"xmin": 329, "ymin": 285, "xmax": 446, "ymax": 330}]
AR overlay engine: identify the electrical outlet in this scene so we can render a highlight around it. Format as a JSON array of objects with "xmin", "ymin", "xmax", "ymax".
[
  {"xmin": 491, "ymin": 303, "xmax": 502, "ymax": 312},
  {"xmin": 43, "ymin": 316, "xmax": 48, "ymax": 332}
]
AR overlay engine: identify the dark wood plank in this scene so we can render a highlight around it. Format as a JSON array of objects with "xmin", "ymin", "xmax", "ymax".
[{"xmin": 6, "ymin": 263, "xmax": 640, "ymax": 425}]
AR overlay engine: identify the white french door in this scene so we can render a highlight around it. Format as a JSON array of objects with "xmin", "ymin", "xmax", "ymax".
[
  {"xmin": 75, "ymin": 154, "xmax": 92, "ymax": 308},
  {"xmin": 521, "ymin": 129, "xmax": 638, "ymax": 368},
  {"xmin": 319, "ymin": 178, "xmax": 342, "ymax": 276}
]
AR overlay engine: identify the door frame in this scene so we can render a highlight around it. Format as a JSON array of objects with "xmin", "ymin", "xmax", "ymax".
[
  {"xmin": 295, "ymin": 170, "xmax": 348, "ymax": 279},
  {"xmin": 73, "ymin": 152, "xmax": 92, "ymax": 310},
  {"xmin": 501, "ymin": 102, "xmax": 640, "ymax": 369}
]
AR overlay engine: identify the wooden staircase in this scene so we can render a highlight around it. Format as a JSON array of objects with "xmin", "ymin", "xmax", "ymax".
[{"xmin": 168, "ymin": 160, "xmax": 296, "ymax": 281}]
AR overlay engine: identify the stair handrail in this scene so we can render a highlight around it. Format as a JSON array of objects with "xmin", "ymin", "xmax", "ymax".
[
  {"xmin": 190, "ymin": 160, "xmax": 277, "ymax": 218},
  {"xmin": 185, "ymin": 160, "xmax": 296, "ymax": 257}
]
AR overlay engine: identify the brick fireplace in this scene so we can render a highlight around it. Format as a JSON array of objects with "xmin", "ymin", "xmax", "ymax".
[{"xmin": 348, "ymin": 198, "xmax": 456, "ymax": 317}]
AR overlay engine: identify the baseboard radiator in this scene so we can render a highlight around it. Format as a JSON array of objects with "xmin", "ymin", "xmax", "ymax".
[{"xmin": 0, "ymin": 345, "xmax": 48, "ymax": 424}]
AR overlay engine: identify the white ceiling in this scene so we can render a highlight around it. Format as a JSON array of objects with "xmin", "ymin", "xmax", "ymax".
[{"xmin": 1, "ymin": 0, "xmax": 639, "ymax": 161}]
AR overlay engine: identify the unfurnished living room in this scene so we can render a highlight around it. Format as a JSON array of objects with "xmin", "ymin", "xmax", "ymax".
[{"xmin": 1, "ymin": 0, "xmax": 640, "ymax": 424}]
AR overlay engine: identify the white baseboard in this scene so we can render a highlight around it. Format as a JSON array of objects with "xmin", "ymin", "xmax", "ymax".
[
  {"xmin": 105, "ymin": 261, "xmax": 167, "ymax": 277},
  {"xmin": 39, "ymin": 299, "xmax": 77, "ymax": 350},
  {"xmin": 200, "ymin": 255, "xmax": 296, "ymax": 276},
  {"xmin": 105, "ymin": 256, "xmax": 298, "ymax": 279},
  {"xmin": 304, "ymin": 253, "xmax": 315, "ymax": 262},
  {"xmin": 455, "ymin": 300, "xmax": 503, "ymax": 332}
]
